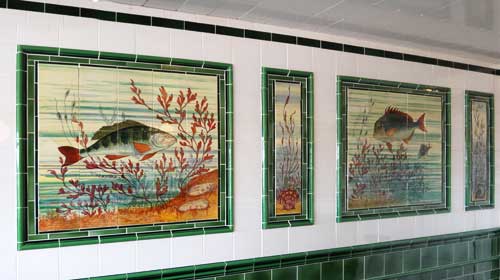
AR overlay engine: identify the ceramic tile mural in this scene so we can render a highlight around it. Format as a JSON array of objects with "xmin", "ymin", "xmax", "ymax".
[
  {"xmin": 337, "ymin": 76, "xmax": 451, "ymax": 221},
  {"xmin": 262, "ymin": 68, "xmax": 313, "ymax": 228},
  {"xmin": 465, "ymin": 91, "xmax": 495, "ymax": 210},
  {"xmin": 17, "ymin": 46, "xmax": 233, "ymax": 249}
]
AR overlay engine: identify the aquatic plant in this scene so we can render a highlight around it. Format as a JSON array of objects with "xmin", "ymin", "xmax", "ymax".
[
  {"xmin": 130, "ymin": 80, "xmax": 216, "ymax": 189},
  {"xmin": 471, "ymin": 105, "xmax": 488, "ymax": 199},
  {"xmin": 49, "ymin": 121, "xmax": 112, "ymax": 217},
  {"xmin": 276, "ymin": 86, "xmax": 301, "ymax": 209},
  {"xmin": 348, "ymin": 100, "xmax": 427, "ymax": 205}
]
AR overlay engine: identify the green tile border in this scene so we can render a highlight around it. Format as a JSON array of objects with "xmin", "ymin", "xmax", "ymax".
[
  {"xmin": 465, "ymin": 90, "xmax": 495, "ymax": 211},
  {"xmin": 336, "ymin": 76, "xmax": 451, "ymax": 222},
  {"xmin": 84, "ymin": 227, "xmax": 500, "ymax": 280},
  {"xmin": 261, "ymin": 67, "xmax": 314, "ymax": 229},
  {"xmin": 16, "ymin": 45, "xmax": 233, "ymax": 250}
]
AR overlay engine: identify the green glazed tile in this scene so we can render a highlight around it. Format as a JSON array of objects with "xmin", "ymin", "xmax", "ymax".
[
  {"xmin": 403, "ymin": 248, "xmax": 420, "ymax": 272},
  {"xmin": 298, "ymin": 263, "xmax": 320, "ymax": 280},
  {"xmin": 454, "ymin": 242, "xmax": 469, "ymax": 263},
  {"xmin": 272, "ymin": 267, "xmax": 297, "ymax": 280},
  {"xmin": 245, "ymin": 270, "xmax": 271, "ymax": 280},
  {"xmin": 215, "ymin": 275, "xmax": 242, "ymax": 280},
  {"xmin": 438, "ymin": 244, "xmax": 453, "ymax": 265},
  {"xmin": 365, "ymin": 254, "xmax": 384, "ymax": 278},
  {"xmin": 385, "ymin": 251, "xmax": 403, "ymax": 275},
  {"xmin": 421, "ymin": 246, "xmax": 438, "ymax": 268},
  {"xmin": 344, "ymin": 257, "xmax": 364, "ymax": 280}
]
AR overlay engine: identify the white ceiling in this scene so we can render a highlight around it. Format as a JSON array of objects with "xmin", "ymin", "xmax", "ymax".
[{"xmin": 109, "ymin": 0, "xmax": 500, "ymax": 61}]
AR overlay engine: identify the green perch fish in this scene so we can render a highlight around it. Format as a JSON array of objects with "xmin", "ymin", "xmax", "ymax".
[
  {"xmin": 373, "ymin": 106, "xmax": 427, "ymax": 152},
  {"xmin": 58, "ymin": 120, "xmax": 177, "ymax": 166}
]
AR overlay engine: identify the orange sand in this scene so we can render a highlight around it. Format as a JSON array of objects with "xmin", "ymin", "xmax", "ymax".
[
  {"xmin": 39, "ymin": 170, "xmax": 219, "ymax": 232},
  {"xmin": 276, "ymin": 202, "xmax": 302, "ymax": 215}
]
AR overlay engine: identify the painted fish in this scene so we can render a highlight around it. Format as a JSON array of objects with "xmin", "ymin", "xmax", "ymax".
[
  {"xmin": 373, "ymin": 106, "xmax": 427, "ymax": 152},
  {"xmin": 58, "ymin": 120, "xmax": 176, "ymax": 166},
  {"xmin": 418, "ymin": 143, "xmax": 432, "ymax": 159}
]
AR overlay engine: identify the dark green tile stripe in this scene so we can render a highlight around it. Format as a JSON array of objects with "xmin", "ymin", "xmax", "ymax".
[
  {"xmin": 85, "ymin": 228, "xmax": 500, "ymax": 280},
  {"xmin": 1, "ymin": 2, "xmax": 498, "ymax": 76}
]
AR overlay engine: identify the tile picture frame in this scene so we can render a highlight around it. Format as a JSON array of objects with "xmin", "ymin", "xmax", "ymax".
[
  {"xmin": 261, "ymin": 67, "xmax": 314, "ymax": 229},
  {"xmin": 465, "ymin": 90, "xmax": 495, "ymax": 211},
  {"xmin": 337, "ymin": 76, "xmax": 451, "ymax": 222},
  {"xmin": 16, "ymin": 45, "xmax": 234, "ymax": 249}
]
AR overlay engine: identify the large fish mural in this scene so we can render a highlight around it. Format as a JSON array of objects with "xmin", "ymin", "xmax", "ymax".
[
  {"xmin": 373, "ymin": 106, "xmax": 427, "ymax": 152},
  {"xmin": 58, "ymin": 120, "xmax": 177, "ymax": 166}
]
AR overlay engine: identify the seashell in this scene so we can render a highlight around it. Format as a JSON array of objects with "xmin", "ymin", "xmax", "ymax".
[
  {"xmin": 178, "ymin": 199, "xmax": 209, "ymax": 212},
  {"xmin": 187, "ymin": 183, "xmax": 214, "ymax": 196}
]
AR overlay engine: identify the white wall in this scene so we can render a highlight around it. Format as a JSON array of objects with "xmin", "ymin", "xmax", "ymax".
[{"xmin": 0, "ymin": 1, "xmax": 499, "ymax": 279}]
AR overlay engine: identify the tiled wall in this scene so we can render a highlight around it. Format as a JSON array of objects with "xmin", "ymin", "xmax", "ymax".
[
  {"xmin": 0, "ymin": 0, "xmax": 499, "ymax": 279},
  {"xmin": 90, "ymin": 228, "xmax": 500, "ymax": 280}
]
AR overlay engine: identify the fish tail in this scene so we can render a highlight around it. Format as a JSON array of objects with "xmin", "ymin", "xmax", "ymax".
[
  {"xmin": 58, "ymin": 146, "xmax": 83, "ymax": 166},
  {"xmin": 417, "ymin": 113, "xmax": 427, "ymax": 132}
]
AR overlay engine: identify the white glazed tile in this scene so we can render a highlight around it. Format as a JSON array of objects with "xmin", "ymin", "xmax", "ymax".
[
  {"xmin": 100, "ymin": 241, "xmax": 136, "ymax": 276},
  {"xmin": 261, "ymin": 41, "xmax": 287, "ymax": 69},
  {"xmin": 18, "ymin": 248, "xmax": 59, "ymax": 280},
  {"xmin": 414, "ymin": 214, "xmax": 437, "ymax": 238},
  {"xmin": 171, "ymin": 236, "xmax": 204, "ymax": 267},
  {"xmin": 233, "ymin": 231, "xmax": 261, "ymax": 260},
  {"xmin": 60, "ymin": 16, "xmax": 99, "ymax": 51},
  {"xmin": 136, "ymin": 238, "xmax": 171, "ymax": 271},
  {"xmin": 463, "ymin": 211, "xmax": 477, "ymax": 231},
  {"xmin": 357, "ymin": 55, "xmax": 382, "ymax": 80},
  {"xmin": 262, "ymin": 227, "xmax": 289, "ymax": 256},
  {"xmin": 379, "ymin": 217, "xmax": 415, "ymax": 242},
  {"xmin": 203, "ymin": 233, "xmax": 234, "ymax": 263},
  {"xmin": 60, "ymin": 245, "xmax": 99, "ymax": 279},
  {"xmin": 357, "ymin": 219, "xmax": 379, "ymax": 245},
  {"xmin": 336, "ymin": 52, "xmax": 357, "ymax": 77},
  {"xmin": 465, "ymin": 72, "xmax": 494, "ymax": 93},
  {"xmin": 19, "ymin": 12, "xmax": 61, "ymax": 47},
  {"xmin": 287, "ymin": 44, "xmax": 312, "ymax": 71},
  {"xmin": 431, "ymin": 65, "xmax": 451, "ymax": 88},
  {"xmin": 170, "ymin": 29, "xmax": 203, "ymax": 60},
  {"xmin": 99, "ymin": 21, "xmax": 136, "ymax": 54},
  {"xmin": 136, "ymin": 26, "xmax": 170, "ymax": 58},
  {"xmin": 202, "ymin": 33, "xmax": 232, "ymax": 63},
  {"xmin": 336, "ymin": 222, "xmax": 357, "ymax": 247},
  {"xmin": 0, "ymin": 9, "xmax": 26, "ymax": 43},
  {"xmin": 289, "ymin": 224, "xmax": 334, "ymax": 253}
]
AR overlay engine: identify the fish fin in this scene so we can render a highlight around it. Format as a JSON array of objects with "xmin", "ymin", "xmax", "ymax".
[
  {"xmin": 58, "ymin": 146, "xmax": 82, "ymax": 166},
  {"xmin": 386, "ymin": 128, "xmax": 397, "ymax": 137},
  {"xmin": 403, "ymin": 130, "xmax": 415, "ymax": 144},
  {"xmin": 417, "ymin": 113, "xmax": 427, "ymax": 132},
  {"xmin": 140, "ymin": 151, "xmax": 158, "ymax": 161},
  {"xmin": 105, "ymin": 154, "xmax": 128, "ymax": 160},
  {"xmin": 92, "ymin": 120, "xmax": 145, "ymax": 140},
  {"xmin": 386, "ymin": 142, "xmax": 393, "ymax": 153},
  {"xmin": 134, "ymin": 142, "xmax": 152, "ymax": 154}
]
